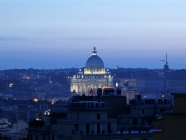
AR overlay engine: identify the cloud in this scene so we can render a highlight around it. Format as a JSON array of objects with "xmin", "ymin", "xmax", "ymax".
[
  {"xmin": 35, "ymin": 31, "xmax": 50, "ymax": 35},
  {"xmin": 0, "ymin": 37, "xmax": 27, "ymax": 41},
  {"xmin": 60, "ymin": 37, "xmax": 115, "ymax": 41}
]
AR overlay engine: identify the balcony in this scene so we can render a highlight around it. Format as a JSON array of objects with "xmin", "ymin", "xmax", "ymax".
[{"xmin": 69, "ymin": 101, "xmax": 110, "ymax": 111}]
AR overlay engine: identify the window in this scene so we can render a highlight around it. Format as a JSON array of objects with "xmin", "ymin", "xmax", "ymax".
[
  {"xmin": 72, "ymin": 130, "xmax": 75, "ymax": 135},
  {"xmin": 74, "ymin": 124, "xmax": 79, "ymax": 130},
  {"xmin": 164, "ymin": 99, "xmax": 167, "ymax": 104},
  {"xmin": 160, "ymin": 109, "xmax": 165, "ymax": 113},
  {"xmin": 52, "ymin": 133, "xmax": 55, "ymax": 140},
  {"xmin": 77, "ymin": 113, "xmax": 79, "ymax": 120},
  {"xmin": 30, "ymin": 134, "xmax": 32, "ymax": 140},
  {"xmin": 97, "ymin": 114, "xmax": 100, "ymax": 120},
  {"xmin": 142, "ymin": 118, "xmax": 145, "ymax": 124},
  {"xmin": 142, "ymin": 109, "xmax": 145, "ymax": 114},
  {"xmin": 107, "ymin": 123, "xmax": 111, "ymax": 133},
  {"xmin": 96, "ymin": 103, "xmax": 98, "ymax": 108},
  {"xmin": 97, "ymin": 123, "xmax": 100, "ymax": 134},
  {"xmin": 86, "ymin": 124, "xmax": 89, "ymax": 134},
  {"xmin": 133, "ymin": 118, "xmax": 137, "ymax": 125}
]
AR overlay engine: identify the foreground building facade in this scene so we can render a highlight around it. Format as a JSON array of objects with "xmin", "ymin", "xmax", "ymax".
[
  {"xmin": 154, "ymin": 93, "xmax": 186, "ymax": 140},
  {"xmin": 27, "ymin": 99, "xmax": 153, "ymax": 140}
]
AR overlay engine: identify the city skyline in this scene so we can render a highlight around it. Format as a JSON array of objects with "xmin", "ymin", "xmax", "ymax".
[{"xmin": 0, "ymin": 0, "xmax": 186, "ymax": 69}]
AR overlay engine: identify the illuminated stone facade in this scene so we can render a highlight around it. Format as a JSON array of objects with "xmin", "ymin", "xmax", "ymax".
[{"xmin": 70, "ymin": 47, "xmax": 113, "ymax": 95}]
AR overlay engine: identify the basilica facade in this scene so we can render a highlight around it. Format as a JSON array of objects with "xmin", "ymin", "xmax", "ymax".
[{"xmin": 70, "ymin": 47, "xmax": 113, "ymax": 95}]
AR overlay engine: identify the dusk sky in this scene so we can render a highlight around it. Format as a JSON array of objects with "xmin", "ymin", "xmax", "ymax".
[{"xmin": 0, "ymin": 0, "xmax": 186, "ymax": 69}]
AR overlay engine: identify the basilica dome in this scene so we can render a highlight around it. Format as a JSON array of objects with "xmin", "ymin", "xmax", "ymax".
[{"xmin": 85, "ymin": 47, "xmax": 104, "ymax": 68}]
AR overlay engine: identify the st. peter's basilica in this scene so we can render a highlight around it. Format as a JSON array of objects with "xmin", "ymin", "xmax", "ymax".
[{"xmin": 70, "ymin": 47, "xmax": 113, "ymax": 95}]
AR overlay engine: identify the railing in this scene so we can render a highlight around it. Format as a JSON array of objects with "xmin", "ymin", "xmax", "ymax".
[
  {"xmin": 116, "ymin": 129, "xmax": 154, "ymax": 135},
  {"xmin": 68, "ymin": 102, "xmax": 110, "ymax": 111}
]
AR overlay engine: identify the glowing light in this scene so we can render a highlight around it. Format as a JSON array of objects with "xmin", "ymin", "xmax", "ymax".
[
  {"xmin": 51, "ymin": 99, "xmax": 55, "ymax": 104},
  {"xmin": 44, "ymin": 110, "xmax": 50, "ymax": 116},
  {"xmin": 9, "ymin": 83, "xmax": 13, "ymax": 87},
  {"xmin": 36, "ymin": 118, "xmax": 42, "ymax": 121},
  {"xmin": 33, "ymin": 98, "xmax": 39, "ymax": 103},
  {"xmin": 116, "ymin": 82, "xmax": 118, "ymax": 87}
]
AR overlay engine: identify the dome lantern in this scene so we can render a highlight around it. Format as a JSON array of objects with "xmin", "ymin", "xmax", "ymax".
[{"xmin": 92, "ymin": 47, "xmax": 97, "ymax": 56}]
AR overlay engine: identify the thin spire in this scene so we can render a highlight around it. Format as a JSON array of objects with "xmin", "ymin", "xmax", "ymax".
[{"xmin": 166, "ymin": 53, "xmax": 168, "ymax": 65}]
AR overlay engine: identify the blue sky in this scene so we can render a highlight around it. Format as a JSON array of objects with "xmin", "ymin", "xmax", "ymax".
[{"xmin": 0, "ymin": 0, "xmax": 186, "ymax": 69}]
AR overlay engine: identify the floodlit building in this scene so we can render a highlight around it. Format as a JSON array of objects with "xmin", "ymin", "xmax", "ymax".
[{"xmin": 70, "ymin": 47, "xmax": 113, "ymax": 95}]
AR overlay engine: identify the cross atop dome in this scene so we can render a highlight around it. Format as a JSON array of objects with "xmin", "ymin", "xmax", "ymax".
[{"xmin": 92, "ymin": 47, "xmax": 97, "ymax": 56}]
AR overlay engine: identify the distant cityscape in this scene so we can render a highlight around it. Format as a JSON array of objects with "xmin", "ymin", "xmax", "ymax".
[
  {"xmin": 1, "ymin": 0, "xmax": 186, "ymax": 139},
  {"xmin": 0, "ymin": 48, "xmax": 186, "ymax": 139}
]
